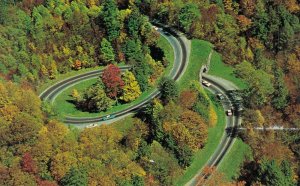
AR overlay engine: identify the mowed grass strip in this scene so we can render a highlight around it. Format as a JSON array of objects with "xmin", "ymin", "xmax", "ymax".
[
  {"xmin": 178, "ymin": 40, "xmax": 213, "ymax": 90},
  {"xmin": 218, "ymin": 139, "xmax": 252, "ymax": 181}
]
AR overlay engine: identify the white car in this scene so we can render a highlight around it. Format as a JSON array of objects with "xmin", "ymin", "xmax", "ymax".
[
  {"xmin": 86, "ymin": 123, "xmax": 97, "ymax": 128},
  {"xmin": 226, "ymin": 110, "xmax": 233, "ymax": 116},
  {"xmin": 202, "ymin": 80, "xmax": 211, "ymax": 87}
]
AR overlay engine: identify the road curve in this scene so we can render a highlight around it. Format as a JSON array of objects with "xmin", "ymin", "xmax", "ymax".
[
  {"xmin": 186, "ymin": 73, "xmax": 241, "ymax": 186},
  {"xmin": 40, "ymin": 25, "xmax": 241, "ymax": 185},
  {"xmin": 39, "ymin": 27, "xmax": 190, "ymax": 124}
]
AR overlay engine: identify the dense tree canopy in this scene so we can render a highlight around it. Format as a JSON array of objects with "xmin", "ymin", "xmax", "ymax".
[{"xmin": 1, "ymin": 0, "xmax": 300, "ymax": 185}]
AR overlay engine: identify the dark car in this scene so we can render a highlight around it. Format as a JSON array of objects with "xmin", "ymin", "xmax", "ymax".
[{"xmin": 216, "ymin": 93, "xmax": 225, "ymax": 100}]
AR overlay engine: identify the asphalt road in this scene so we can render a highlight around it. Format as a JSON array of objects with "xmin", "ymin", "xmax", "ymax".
[
  {"xmin": 39, "ymin": 27, "xmax": 190, "ymax": 124},
  {"xmin": 39, "ymin": 26, "xmax": 240, "ymax": 186},
  {"xmin": 186, "ymin": 73, "xmax": 241, "ymax": 186}
]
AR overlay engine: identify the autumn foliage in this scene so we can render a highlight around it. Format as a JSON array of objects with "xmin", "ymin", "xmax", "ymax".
[
  {"xmin": 21, "ymin": 153, "xmax": 37, "ymax": 174},
  {"xmin": 101, "ymin": 64, "xmax": 124, "ymax": 99}
]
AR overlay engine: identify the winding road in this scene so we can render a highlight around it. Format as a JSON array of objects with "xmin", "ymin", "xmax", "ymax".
[
  {"xmin": 186, "ymin": 74, "xmax": 241, "ymax": 186},
  {"xmin": 39, "ymin": 27, "xmax": 240, "ymax": 186},
  {"xmin": 39, "ymin": 27, "xmax": 190, "ymax": 124}
]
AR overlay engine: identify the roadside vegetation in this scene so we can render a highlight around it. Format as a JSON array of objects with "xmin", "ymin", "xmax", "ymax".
[
  {"xmin": 1, "ymin": 0, "xmax": 299, "ymax": 185},
  {"xmin": 175, "ymin": 92, "xmax": 225, "ymax": 185},
  {"xmin": 218, "ymin": 139, "xmax": 252, "ymax": 181}
]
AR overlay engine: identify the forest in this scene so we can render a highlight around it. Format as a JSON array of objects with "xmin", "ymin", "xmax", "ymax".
[{"xmin": 0, "ymin": 0, "xmax": 300, "ymax": 185}]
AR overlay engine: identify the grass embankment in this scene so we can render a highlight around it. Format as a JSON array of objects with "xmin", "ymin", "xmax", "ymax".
[
  {"xmin": 178, "ymin": 40, "xmax": 213, "ymax": 90},
  {"xmin": 52, "ymin": 36, "xmax": 174, "ymax": 118},
  {"xmin": 111, "ymin": 116, "xmax": 135, "ymax": 135},
  {"xmin": 176, "ymin": 39, "xmax": 249, "ymax": 185},
  {"xmin": 158, "ymin": 35, "xmax": 175, "ymax": 77},
  {"xmin": 218, "ymin": 139, "xmax": 252, "ymax": 181},
  {"xmin": 209, "ymin": 52, "xmax": 247, "ymax": 89}
]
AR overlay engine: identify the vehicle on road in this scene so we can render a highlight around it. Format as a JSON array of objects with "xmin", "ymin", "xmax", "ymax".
[
  {"xmin": 102, "ymin": 114, "xmax": 115, "ymax": 121},
  {"xmin": 153, "ymin": 26, "xmax": 159, "ymax": 30},
  {"xmin": 202, "ymin": 80, "xmax": 211, "ymax": 87},
  {"xmin": 86, "ymin": 123, "xmax": 97, "ymax": 128},
  {"xmin": 226, "ymin": 109, "xmax": 233, "ymax": 116},
  {"xmin": 216, "ymin": 93, "xmax": 225, "ymax": 100}
]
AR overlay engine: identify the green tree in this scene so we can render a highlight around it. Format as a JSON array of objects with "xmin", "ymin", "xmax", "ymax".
[
  {"xmin": 176, "ymin": 145, "xmax": 193, "ymax": 168},
  {"xmin": 126, "ymin": 9, "xmax": 143, "ymax": 39},
  {"xmin": 100, "ymin": 38, "xmax": 115, "ymax": 64},
  {"xmin": 258, "ymin": 159, "xmax": 295, "ymax": 186},
  {"xmin": 101, "ymin": 0, "xmax": 120, "ymax": 41},
  {"xmin": 80, "ymin": 84, "xmax": 113, "ymax": 112},
  {"xmin": 60, "ymin": 167, "xmax": 88, "ymax": 186},
  {"xmin": 178, "ymin": 3, "xmax": 201, "ymax": 33},
  {"xmin": 132, "ymin": 175, "xmax": 144, "ymax": 186},
  {"xmin": 145, "ymin": 99, "xmax": 164, "ymax": 142},
  {"xmin": 272, "ymin": 67, "xmax": 289, "ymax": 110},
  {"xmin": 280, "ymin": 160, "xmax": 295, "ymax": 186},
  {"xmin": 158, "ymin": 77, "xmax": 178, "ymax": 103},
  {"xmin": 252, "ymin": 2, "xmax": 269, "ymax": 43},
  {"xmin": 120, "ymin": 70, "xmax": 141, "ymax": 102},
  {"xmin": 235, "ymin": 61, "xmax": 274, "ymax": 107}
]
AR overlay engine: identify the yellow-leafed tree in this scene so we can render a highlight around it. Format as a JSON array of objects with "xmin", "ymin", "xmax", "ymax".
[{"xmin": 120, "ymin": 70, "xmax": 141, "ymax": 102}]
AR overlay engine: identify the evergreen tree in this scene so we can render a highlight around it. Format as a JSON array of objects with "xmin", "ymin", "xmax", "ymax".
[
  {"xmin": 258, "ymin": 159, "xmax": 295, "ymax": 186},
  {"xmin": 80, "ymin": 84, "xmax": 113, "ymax": 112},
  {"xmin": 100, "ymin": 38, "xmax": 115, "ymax": 64},
  {"xmin": 126, "ymin": 9, "xmax": 143, "ymax": 39},
  {"xmin": 272, "ymin": 67, "xmax": 289, "ymax": 110},
  {"xmin": 158, "ymin": 77, "xmax": 179, "ymax": 103},
  {"xmin": 176, "ymin": 145, "xmax": 193, "ymax": 168},
  {"xmin": 101, "ymin": 0, "xmax": 120, "ymax": 41},
  {"xmin": 60, "ymin": 167, "xmax": 88, "ymax": 186}
]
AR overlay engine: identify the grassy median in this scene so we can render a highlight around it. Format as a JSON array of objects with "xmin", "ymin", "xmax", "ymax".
[{"xmin": 178, "ymin": 40, "xmax": 213, "ymax": 90}]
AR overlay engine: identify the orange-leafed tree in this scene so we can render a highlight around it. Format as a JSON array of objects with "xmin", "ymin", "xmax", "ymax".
[
  {"xmin": 72, "ymin": 60, "xmax": 82, "ymax": 70},
  {"xmin": 101, "ymin": 64, "xmax": 124, "ymax": 100},
  {"xmin": 21, "ymin": 152, "xmax": 37, "ymax": 174},
  {"xmin": 240, "ymin": 0, "xmax": 256, "ymax": 16},
  {"xmin": 179, "ymin": 90, "xmax": 197, "ymax": 109},
  {"xmin": 237, "ymin": 15, "xmax": 252, "ymax": 31},
  {"xmin": 197, "ymin": 166, "xmax": 246, "ymax": 186},
  {"xmin": 180, "ymin": 109, "xmax": 208, "ymax": 149}
]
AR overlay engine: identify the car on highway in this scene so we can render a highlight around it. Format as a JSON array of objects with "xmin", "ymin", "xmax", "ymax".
[
  {"xmin": 86, "ymin": 123, "xmax": 97, "ymax": 128},
  {"xmin": 102, "ymin": 114, "xmax": 115, "ymax": 121},
  {"xmin": 226, "ymin": 109, "xmax": 233, "ymax": 116},
  {"xmin": 153, "ymin": 26, "xmax": 159, "ymax": 30},
  {"xmin": 202, "ymin": 80, "xmax": 211, "ymax": 87},
  {"xmin": 216, "ymin": 93, "xmax": 225, "ymax": 100}
]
